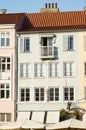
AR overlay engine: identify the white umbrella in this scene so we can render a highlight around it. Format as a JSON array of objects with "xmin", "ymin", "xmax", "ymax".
[
  {"xmin": 0, "ymin": 119, "xmax": 45, "ymax": 130},
  {"xmin": 0, "ymin": 120, "xmax": 24, "ymax": 129},
  {"xmin": 22, "ymin": 119, "xmax": 45, "ymax": 129},
  {"xmin": 46, "ymin": 118, "xmax": 86, "ymax": 129}
]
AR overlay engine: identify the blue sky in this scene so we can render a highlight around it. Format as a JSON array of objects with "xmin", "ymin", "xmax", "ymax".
[{"xmin": 0, "ymin": 0, "xmax": 85, "ymax": 13}]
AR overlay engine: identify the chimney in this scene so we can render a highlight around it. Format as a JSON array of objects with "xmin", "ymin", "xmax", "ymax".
[
  {"xmin": 83, "ymin": 6, "xmax": 86, "ymax": 11},
  {"xmin": 0, "ymin": 9, "xmax": 7, "ymax": 14},
  {"xmin": 40, "ymin": 3, "xmax": 59, "ymax": 13}
]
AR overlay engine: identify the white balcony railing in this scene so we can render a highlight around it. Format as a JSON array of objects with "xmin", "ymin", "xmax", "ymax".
[{"xmin": 40, "ymin": 46, "xmax": 54, "ymax": 59}]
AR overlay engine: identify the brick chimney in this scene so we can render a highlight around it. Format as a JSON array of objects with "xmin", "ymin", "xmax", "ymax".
[{"xmin": 40, "ymin": 3, "xmax": 59, "ymax": 13}]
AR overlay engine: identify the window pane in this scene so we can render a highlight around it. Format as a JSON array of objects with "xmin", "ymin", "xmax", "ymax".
[
  {"xmin": 6, "ymin": 38, "xmax": 10, "ymax": 46},
  {"xmin": 1, "ymin": 38, "xmax": 5, "ymax": 46},
  {"xmin": 1, "ymin": 114, "xmax": 5, "ymax": 122},
  {"xmin": 7, "ymin": 114, "xmax": 11, "ymax": 122},
  {"xmin": 6, "ymin": 90, "xmax": 9, "ymax": 98}
]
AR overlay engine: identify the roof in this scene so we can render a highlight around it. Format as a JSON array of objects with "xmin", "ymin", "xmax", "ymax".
[
  {"xmin": 20, "ymin": 11, "xmax": 86, "ymax": 32},
  {"xmin": 0, "ymin": 13, "xmax": 25, "ymax": 30}
]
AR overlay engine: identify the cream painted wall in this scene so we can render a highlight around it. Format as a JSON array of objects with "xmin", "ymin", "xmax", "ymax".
[{"xmin": 78, "ymin": 31, "xmax": 86, "ymax": 109}]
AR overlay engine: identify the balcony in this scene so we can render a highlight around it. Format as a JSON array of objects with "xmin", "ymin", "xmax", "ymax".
[{"xmin": 40, "ymin": 46, "xmax": 56, "ymax": 59}]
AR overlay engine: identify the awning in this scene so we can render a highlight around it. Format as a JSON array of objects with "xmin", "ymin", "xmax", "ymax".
[
  {"xmin": 31, "ymin": 111, "xmax": 45, "ymax": 123},
  {"xmin": 22, "ymin": 119, "xmax": 45, "ymax": 129},
  {"xmin": 17, "ymin": 111, "xmax": 31, "ymax": 121},
  {"xmin": 0, "ymin": 120, "xmax": 24, "ymax": 130},
  {"xmin": 83, "ymin": 112, "xmax": 86, "ymax": 122},
  {"xmin": 0, "ymin": 119, "xmax": 45, "ymax": 130},
  {"xmin": 46, "ymin": 118, "xmax": 86, "ymax": 129},
  {"xmin": 46, "ymin": 111, "xmax": 60, "ymax": 124}
]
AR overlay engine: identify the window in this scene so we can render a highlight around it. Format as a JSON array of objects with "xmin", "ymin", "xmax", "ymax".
[
  {"xmin": 63, "ymin": 35, "xmax": 74, "ymax": 51},
  {"xmin": 35, "ymin": 88, "xmax": 44, "ymax": 101},
  {"xmin": 49, "ymin": 63, "xmax": 60, "ymax": 77},
  {"xmin": 20, "ymin": 88, "xmax": 30, "ymax": 101},
  {"xmin": 0, "ymin": 57, "xmax": 10, "ymax": 72},
  {"xmin": 84, "ymin": 87, "xmax": 86, "ymax": 100},
  {"xmin": 48, "ymin": 87, "xmax": 59, "ymax": 101},
  {"xmin": 64, "ymin": 62, "xmax": 74, "ymax": 76},
  {"xmin": 20, "ymin": 37, "xmax": 30, "ymax": 52},
  {"xmin": 0, "ymin": 113, "xmax": 11, "ymax": 122},
  {"xmin": 84, "ymin": 63, "xmax": 86, "ymax": 75},
  {"xmin": 34, "ymin": 63, "xmax": 46, "ymax": 77},
  {"xmin": 64, "ymin": 87, "xmax": 74, "ymax": 101},
  {"xmin": 0, "ymin": 32, "xmax": 10, "ymax": 47},
  {"xmin": 20, "ymin": 63, "xmax": 30, "ymax": 78},
  {"xmin": 0, "ymin": 84, "xmax": 10, "ymax": 99}
]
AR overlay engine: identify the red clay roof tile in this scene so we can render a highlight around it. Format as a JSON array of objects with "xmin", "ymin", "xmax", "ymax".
[{"xmin": 21, "ymin": 11, "xmax": 86, "ymax": 31}]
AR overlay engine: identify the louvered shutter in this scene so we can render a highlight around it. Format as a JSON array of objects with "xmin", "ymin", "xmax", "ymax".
[
  {"xmin": 63, "ymin": 35, "xmax": 68, "ymax": 50},
  {"xmin": 20, "ymin": 37, "xmax": 24, "ymax": 52}
]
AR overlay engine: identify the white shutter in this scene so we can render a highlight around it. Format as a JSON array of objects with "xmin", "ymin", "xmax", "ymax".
[
  {"xmin": 63, "ymin": 35, "xmax": 68, "ymax": 50},
  {"xmin": 26, "ymin": 64, "xmax": 29, "ymax": 77},
  {"xmin": 84, "ymin": 35, "xmax": 86, "ymax": 51},
  {"xmin": 42, "ymin": 63, "xmax": 45, "ymax": 77},
  {"xmin": 20, "ymin": 37, "xmax": 24, "ymax": 52},
  {"xmin": 52, "ymin": 63, "xmax": 55, "ymax": 76},
  {"xmin": 37, "ymin": 64, "xmax": 40, "ymax": 77}
]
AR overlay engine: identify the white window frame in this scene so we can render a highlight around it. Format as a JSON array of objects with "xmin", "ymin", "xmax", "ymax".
[
  {"xmin": 63, "ymin": 35, "xmax": 74, "ymax": 51},
  {"xmin": 49, "ymin": 62, "xmax": 60, "ymax": 77},
  {"xmin": 34, "ymin": 87, "xmax": 44, "ymax": 101},
  {"xmin": 63, "ymin": 62, "xmax": 74, "ymax": 77},
  {"xmin": 0, "ymin": 32, "xmax": 10, "ymax": 47},
  {"xmin": 0, "ymin": 113, "xmax": 11, "ymax": 122},
  {"xmin": 20, "ymin": 63, "xmax": 30, "ymax": 78},
  {"xmin": 34, "ymin": 63, "xmax": 46, "ymax": 78},
  {"xmin": 20, "ymin": 37, "xmax": 30, "ymax": 52},
  {"xmin": 0, "ymin": 84, "xmax": 10, "ymax": 99},
  {"xmin": 20, "ymin": 88, "xmax": 30, "ymax": 102},
  {"xmin": 48, "ymin": 87, "xmax": 59, "ymax": 101},
  {"xmin": 0, "ymin": 57, "xmax": 10, "ymax": 72},
  {"xmin": 63, "ymin": 87, "xmax": 74, "ymax": 101}
]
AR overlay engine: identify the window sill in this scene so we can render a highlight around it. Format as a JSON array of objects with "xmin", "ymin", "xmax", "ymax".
[
  {"xmin": 63, "ymin": 76, "xmax": 76, "ymax": 78},
  {"xmin": 20, "ymin": 77, "xmax": 31, "ymax": 79},
  {"xmin": 34, "ymin": 77, "xmax": 46, "ymax": 79},
  {"xmin": 63, "ymin": 50, "xmax": 75, "ymax": 52},
  {"xmin": 20, "ymin": 51, "xmax": 32, "ymax": 54}
]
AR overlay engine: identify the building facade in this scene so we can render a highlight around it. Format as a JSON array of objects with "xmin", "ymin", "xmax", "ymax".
[
  {"xmin": 17, "ymin": 4, "xmax": 86, "ymax": 122},
  {"xmin": 0, "ymin": 13, "xmax": 25, "ymax": 123},
  {"xmin": 0, "ymin": 4, "xmax": 86, "ymax": 123}
]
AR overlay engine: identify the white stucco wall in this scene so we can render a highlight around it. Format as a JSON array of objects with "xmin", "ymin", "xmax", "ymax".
[{"xmin": 17, "ymin": 31, "xmax": 79, "ymax": 113}]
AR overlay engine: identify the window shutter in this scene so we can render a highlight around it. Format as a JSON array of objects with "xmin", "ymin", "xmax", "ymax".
[
  {"xmin": 20, "ymin": 37, "xmax": 24, "ymax": 52},
  {"xmin": 26, "ymin": 64, "xmax": 28, "ymax": 77},
  {"xmin": 63, "ymin": 35, "xmax": 68, "ymax": 50},
  {"xmin": 42, "ymin": 63, "xmax": 45, "ymax": 77},
  {"xmin": 20, "ymin": 64, "xmax": 23, "ymax": 77},
  {"xmin": 84, "ymin": 35, "xmax": 86, "ymax": 51}
]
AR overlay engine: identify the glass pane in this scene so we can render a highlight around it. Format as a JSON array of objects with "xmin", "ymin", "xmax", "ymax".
[
  {"xmin": 2, "ymin": 64, "xmax": 5, "ymax": 72},
  {"xmin": 6, "ymin": 90, "xmax": 9, "ymax": 98},
  {"xmin": 1, "ymin": 90, "xmax": 4, "ymax": 98},
  {"xmin": 6, "ymin": 38, "xmax": 10, "ymax": 46},
  {"xmin": 7, "ymin": 114, "xmax": 11, "ymax": 122},
  {"xmin": 1, "ymin": 114, "xmax": 5, "ymax": 122},
  {"xmin": 1, "ymin": 38, "xmax": 5, "ymax": 46},
  {"xmin": 7, "ymin": 64, "xmax": 10, "ymax": 70},
  {"xmin": 7, "ymin": 58, "xmax": 10, "ymax": 62}
]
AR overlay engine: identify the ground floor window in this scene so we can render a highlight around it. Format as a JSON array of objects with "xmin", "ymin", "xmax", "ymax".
[
  {"xmin": 64, "ymin": 87, "xmax": 74, "ymax": 101},
  {"xmin": 0, "ymin": 113, "xmax": 11, "ymax": 122}
]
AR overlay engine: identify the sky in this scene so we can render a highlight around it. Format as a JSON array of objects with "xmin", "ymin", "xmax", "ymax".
[{"xmin": 0, "ymin": 0, "xmax": 85, "ymax": 13}]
